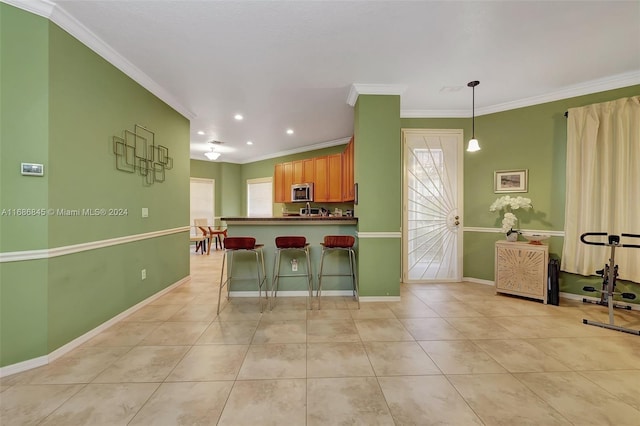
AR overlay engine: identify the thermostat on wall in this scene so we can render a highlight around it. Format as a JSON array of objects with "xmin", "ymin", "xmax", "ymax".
[{"xmin": 21, "ymin": 163, "xmax": 44, "ymax": 176}]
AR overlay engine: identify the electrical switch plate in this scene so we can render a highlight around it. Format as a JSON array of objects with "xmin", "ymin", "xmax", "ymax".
[
  {"xmin": 21, "ymin": 163, "xmax": 44, "ymax": 176},
  {"xmin": 142, "ymin": 208, "xmax": 149, "ymax": 218},
  {"xmin": 141, "ymin": 269, "xmax": 146, "ymax": 280},
  {"xmin": 291, "ymin": 259, "xmax": 298, "ymax": 272}
]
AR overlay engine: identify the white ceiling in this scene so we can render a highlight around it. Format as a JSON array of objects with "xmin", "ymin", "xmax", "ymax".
[{"xmin": 13, "ymin": 0, "xmax": 640, "ymax": 163}]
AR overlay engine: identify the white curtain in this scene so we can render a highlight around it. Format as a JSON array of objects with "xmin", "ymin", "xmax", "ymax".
[{"xmin": 562, "ymin": 96, "xmax": 640, "ymax": 282}]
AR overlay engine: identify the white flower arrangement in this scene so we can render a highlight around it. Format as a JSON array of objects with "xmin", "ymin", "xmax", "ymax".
[{"xmin": 489, "ymin": 195, "xmax": 533, "ymax": 234}]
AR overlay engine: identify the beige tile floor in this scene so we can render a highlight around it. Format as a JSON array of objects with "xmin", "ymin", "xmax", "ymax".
[{"xmin": 2, "ymin": 250, "xmax": 640, "ymax": 425}]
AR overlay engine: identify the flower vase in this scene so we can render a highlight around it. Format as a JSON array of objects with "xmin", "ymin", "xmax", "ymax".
[{"xmin": 506, "ymin": 232, "xmax": 518, "ymax": 242}]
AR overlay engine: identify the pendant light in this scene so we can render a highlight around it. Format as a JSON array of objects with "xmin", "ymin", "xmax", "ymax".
[
  {"xmin": 467, "ymin": 80, "xmax": 481, "ymax": 152},
  {"xmin": 204, "ymin": 141, "xmax": 222, "ymax": 161}
]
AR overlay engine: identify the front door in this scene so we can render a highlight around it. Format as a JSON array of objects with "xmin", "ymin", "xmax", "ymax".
[{"xmin": 402, "ymin": 129, "xmax": 463, "ymax": 282}]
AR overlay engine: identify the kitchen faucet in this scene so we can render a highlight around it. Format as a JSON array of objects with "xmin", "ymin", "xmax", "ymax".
[{"xmin": 306, "ymin": 202, "xmax": 311, "ymax": 216}]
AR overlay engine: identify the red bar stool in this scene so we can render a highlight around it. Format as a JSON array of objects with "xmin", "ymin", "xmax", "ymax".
[
  {"xmin": 317, "ymin": 235, "xmax": 359, "ymax": 309},
  {"xmin": 217, "ymin": 237, "xmax": 268, "ymax": 314},
  {"xmin": 272, "ymin": 236, "xmax": 313, "ymax": 310}
]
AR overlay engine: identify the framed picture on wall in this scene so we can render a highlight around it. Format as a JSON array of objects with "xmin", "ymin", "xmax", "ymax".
[{"xmin": 494, "ymin": 169, "xmax": 528, "ymax": 193}]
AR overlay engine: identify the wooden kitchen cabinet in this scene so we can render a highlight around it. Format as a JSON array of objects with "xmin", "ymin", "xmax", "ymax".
[
  {"xmin": 274, "ymin": 161, "xmax": 294, "ymax": 202},
  {"xmin": 273, "ymin": 136, "xmax": 353, "ymax": 203},
  {"xmin": 313, "ymin": 154, "xmax": 342, "ymax": 202},
  {"xmin": 327, "ymin": 153, "xmax": 343, "ymax": 202},
  {"xmin": 313, "ymin": 156, "xmax": 329, "ymax": 202},
  {"xmin": 293, "ymin": 160, "xmax": 304, "ymax": 184},
  {"xmin": 274, "ymin": 163, "xmax": 285, "ymax": 203},
  {"xmin": 303, "ymin": 158, "xmax": 314, "ymax": 183},
  {"xmin": 283, "ymin": 162, "xmax": 293, "ymax": 202},
  {"xmin": 342, "ymin": 136, "xmax": 354, "ymax": 201},
  {"xmin": 495, "ymin": 241, "xmax": 549, "ymax": 304}
]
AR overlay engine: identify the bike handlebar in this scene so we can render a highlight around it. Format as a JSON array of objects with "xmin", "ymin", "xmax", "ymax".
[
  {"xmin": 621, "ymin": 233, "xmax": 640, "ymax": 248},
  {"xmin": 580, "ymin": 232, "xmax": 640, "ymax": 248}
]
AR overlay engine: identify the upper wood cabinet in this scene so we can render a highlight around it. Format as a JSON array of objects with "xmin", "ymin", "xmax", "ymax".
[
  {"xmin": 313, "ymin": 156, "xmax": 329, "ymax": 202},
  {"xmin": 274, "ymin": 161, "xmax": 294, "ymax": 203},
  {"xmin": 303, "ymin": 158, "xmax": 314, "ymax": 183},
  {"xmin": 273, "ymin": 136, "xmax": 354, "ymax": 203},
  {"xmin": 313, "ymin": 154, "xmax": 343, "ymax": 202},
  {"xmin": 327, "ymin": 153, "xmax": 343, "ymax": 202},
  {"xmin": 293, "ymin": 160, "xmax": 304, "ymax": 184},
  {"xmin": 341, "ymin": 136, "xmax": 355, "ymax": 201},
  {"xmin": 274, "ymin": 163, "xmax": 285, "ymax": 203},
  {"xmin": 283, "ymin": 162, "xmax": 293, "ymax": 202}
]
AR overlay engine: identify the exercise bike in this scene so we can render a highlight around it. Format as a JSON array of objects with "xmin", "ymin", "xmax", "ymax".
[{"xmin": 580, "ymin": 232, "xmax": 640, "ymax": 335}]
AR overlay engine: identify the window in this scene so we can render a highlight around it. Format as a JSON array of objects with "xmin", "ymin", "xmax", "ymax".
[
  {"xmin": 247, "ymin": 177, "xmax": 273, "ymax": 217},
  {"xmin": 190, "ymin": 178, "xmax": 214, "ymax": 234},
  {"xmin": 562, "ymin": 96, "xmax": 640, "ymax": 282}
]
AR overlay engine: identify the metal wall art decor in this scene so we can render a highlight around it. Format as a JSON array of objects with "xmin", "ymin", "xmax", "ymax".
[{"xmin": 113, "ymin": 124, "xmax": 173, "ymax": 185}]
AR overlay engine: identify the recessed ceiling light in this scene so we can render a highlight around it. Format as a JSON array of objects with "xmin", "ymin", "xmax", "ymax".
[
  {"xmin": 286, "ymin": 129, "xmax": 294, "ymax": 135},
  {"xmin": 234, "ymin": 114, "xmax": 243, "ymax": 120},
  {"xmin": 439, "ymin": 86, "xmax": 464, "ymax": 92},
  {"xmin": 246, "ymin": 141, "xmax": 253, "ymax": 145},
  {"xmin": 197, "ymin": 131, "xmax": 205, "ymax": 135}
]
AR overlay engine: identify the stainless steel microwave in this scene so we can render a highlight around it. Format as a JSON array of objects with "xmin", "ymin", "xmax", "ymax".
[{"xmin": 291, "ymin": 183, "xmax": 314, "ymax": 202}]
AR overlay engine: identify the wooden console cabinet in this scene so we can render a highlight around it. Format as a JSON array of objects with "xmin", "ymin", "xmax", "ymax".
[{"xmin": 495, "ymin": 241, "xmax": 549, "ymax": 304}]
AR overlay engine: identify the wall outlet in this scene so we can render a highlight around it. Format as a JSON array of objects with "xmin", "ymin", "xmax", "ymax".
[
  {"xmin": 291, "ymin": 259, "xmax": 298, "ymax": 272},
  {"xmin": 141, "ymin": 269, "xmax": 146, "ymax": 280}
]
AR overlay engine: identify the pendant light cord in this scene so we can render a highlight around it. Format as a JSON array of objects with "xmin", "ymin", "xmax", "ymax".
[{"xmin": 472, "ymin": 85, "xmax": 475, "ymax": 138}]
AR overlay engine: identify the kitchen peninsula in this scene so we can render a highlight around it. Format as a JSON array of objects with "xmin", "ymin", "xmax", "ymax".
[{"xmin": 221, "ymin": 216, "xmax": 358, "ymax": 296}]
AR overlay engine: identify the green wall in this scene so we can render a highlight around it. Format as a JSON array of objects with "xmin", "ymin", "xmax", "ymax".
[
  {"xmin": 0, "ymin": 3, "xmax": 51, "ymax": 367},
  {"xmin": 190, "ymin": 160, "xmax": 243, "ymax": 218},
  {"xmin": 190, "ymin": 85, "xmax": 639, "ymax": 302},
  {"xmin": 402, "ymin": 84, "xmax": 640, "ymax": 300},
  {"xmin": 353, "ymin": 95, "xmax": 402, "ymax": 297},
  {"xmin": 0, "ymin": 4, "xmax": 190, "ymax": 367},
  {"xmin": 0, "ymin": 3, "xmax": 50, "ymax": 252}
]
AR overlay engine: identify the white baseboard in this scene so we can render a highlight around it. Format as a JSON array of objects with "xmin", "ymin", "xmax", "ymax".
[
  {"xmin": 463, "ymin": 277, "xmax": 494, "ymax": 286},
  {"xmin": 228, "ymin": 290, "xmax": 399, "ymax": 302},
  {"xmin": 229, "ymin": 290, "xmax": 355, "ymax": 297},
  {"xmin": 360, "ymin": 296, "xmax": 402, "ymax": 302},
  {"xmin": 0, "ymin": 275, "xmax": 190, "ymax": 378},
  {"xmin": 0, "ymin": 355, "xmax": 49, "ymax": 378}
]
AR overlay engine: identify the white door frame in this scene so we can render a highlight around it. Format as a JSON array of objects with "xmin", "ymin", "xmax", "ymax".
[{"xmin": 401, "ymin": 128, "xmax": 464, "ymax": 282}]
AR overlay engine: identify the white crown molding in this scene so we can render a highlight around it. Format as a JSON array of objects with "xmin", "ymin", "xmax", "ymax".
[
  {"xmin": 8, "ymin": 2, "xmax": 638, "ymax": 130},
  {"xmin": 401, "ymin": 109, "xmax": 469, "ymax": 118},
  {"xmin": 0, "ymin": 226, "xmax": 190, "ymax": 262},
  {"xmin": 238, "ymin": 136, "xmax": 352, "ymax": 164},
  {"xmin": 478, "ymin": 70, "xmax": 640, "ymax": 116},
  {"xmin": 347, "ymin": 84, "xmax": 408, "ymax": 107},
  {"xmin": 5, "ymin": 0, "xmax": 196, "ymax": 120},
  {"xmin": 2, "ymin": 0, "xmax": 55, "ymax": 17},
  {"xmin": 402, "ymin": 71, "xmax": 640, "ymax": 118}
]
